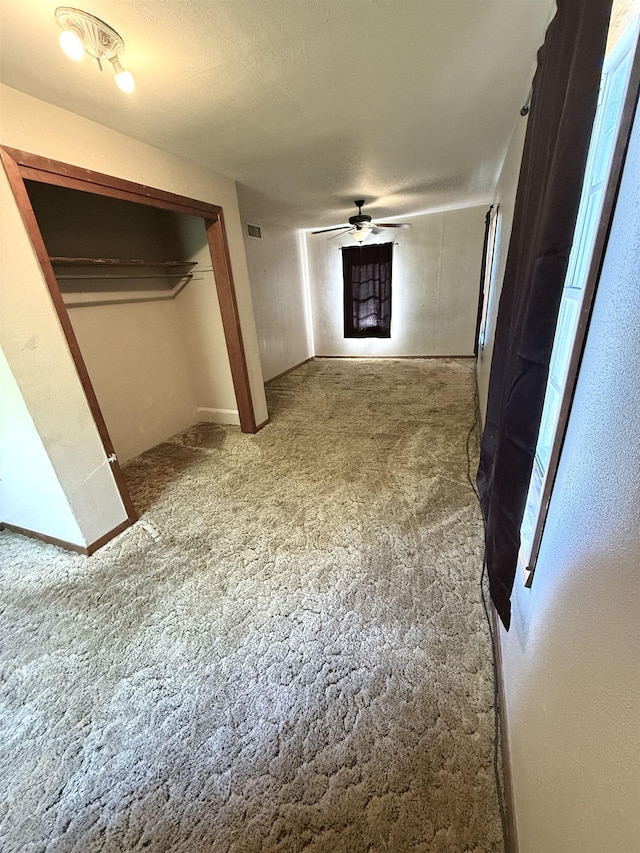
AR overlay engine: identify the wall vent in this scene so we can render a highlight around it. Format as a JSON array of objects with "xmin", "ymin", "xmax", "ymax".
[{"xmin": 246, "ymin": 223, "xmax": 262, "ymax": 239}]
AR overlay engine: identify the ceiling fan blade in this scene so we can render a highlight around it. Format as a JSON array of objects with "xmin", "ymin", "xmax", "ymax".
[
  {"xmin": 329, "ymin": 228, "xmax": 353, "ymax": 240},
  {"xmin": 372, "ymin": 227, "xmax": 383, "ymax": 234},
  {"xmin": 311, "ymin": 225, "xmax": 350, "ymax": 234},
  {"xmin": 375, "ymin": 223, "xmax": 411, "ymax": 228}
]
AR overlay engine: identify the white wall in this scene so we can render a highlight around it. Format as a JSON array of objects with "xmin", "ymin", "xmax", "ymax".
[
  {"xmin": 0, "ymin": 84, "xmax": 267, "ymax": 544},
  {"xmin": 476, "ymin": 116, "xmax": 528, "ymax": 419},
  {"xmin": 306, "ymin": 205, "xmax": 487, "ymax": 357},
  {"xmin": 0, "ymin": 350, "xmax": 84, "ymax": 545},
  {"xmin": 492, "ymin": 100, "xmax": 640, "ymax": 852},
  {"xmin": 242, "ymin": 222, "xmax": 312, "ymax": 381},
  {"xmin": 68, "ymin": 301, "xmax": 199, "ymax": 463}
]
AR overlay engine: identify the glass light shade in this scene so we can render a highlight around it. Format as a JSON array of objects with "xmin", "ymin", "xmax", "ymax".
[
  {"xmin": 59, "ymin": 29, "xmax": 84, "ymax": 61},
  {"xmin": 115, "ymin": 69, "xmax": 135, "ymax": 93},
  {"xmin": 351, "ymin": 228, "xmax": 371, "ymax": 243}
]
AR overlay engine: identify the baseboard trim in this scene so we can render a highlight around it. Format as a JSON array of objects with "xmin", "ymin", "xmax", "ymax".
[
  {"xmin": 86, "ymin": 518, "xmax": 134, "ymax": 555},
  {"xmin": 196, "ymin": 406, "xmax": 241, "ymax": 426},
  {"xmin": 0, "ymin": 522, "xmax": 87, "ymax": 554},
  {"xmin": 265, "ymin": 356, "xmax": 315, "ymax": 384},
  {"xmin": 255, "ymin": 417, "xmax": 270, "ymax": 431},
  {"xmin": 492, "ymin": 603, "xmax": 519, "ymax": 853},
  {"xmin": 314, "ymin": 354, "xmax": 475, "ymax": 360},
  {"xmin": 1, "ymin": 517, "xmax": 136, "ymax": 557}
]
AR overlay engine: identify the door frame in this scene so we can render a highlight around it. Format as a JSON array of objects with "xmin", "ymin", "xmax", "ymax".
[{"xmin": 1, "ymin": 145, "xmax": 260, "ymax": 548}]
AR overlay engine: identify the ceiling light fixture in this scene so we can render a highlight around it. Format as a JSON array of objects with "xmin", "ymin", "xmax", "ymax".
[
  {"xmin": 55, "ymin": 6, "xmax": 135, "ymax": 92},
  {"xmin": 351, "ymin": 226, "xmax": 372, "ymax": 243}
]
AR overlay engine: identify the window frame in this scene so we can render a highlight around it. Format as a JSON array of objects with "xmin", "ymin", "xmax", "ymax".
[
  {"xmin": 342, "ymin": 241, "xmax": 393, "ymax": 339},
  {"xmin": 519, "ymin": 30, "xmax": 640, "ymax": 586},
  {"xmin": 477, "ymin": 204, "xmax": 500, "ymax": 353}
]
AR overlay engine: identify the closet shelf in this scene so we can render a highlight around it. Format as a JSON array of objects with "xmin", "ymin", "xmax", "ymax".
[
  {"xmin": 50, "ymin": 256, "xmax": 197, "ymax": 268},
  {"xmin": 50, "ymin": 256, "xmax": 197, "ymax": 279}
]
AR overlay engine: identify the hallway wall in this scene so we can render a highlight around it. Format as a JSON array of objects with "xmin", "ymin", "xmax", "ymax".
[
  {"xmin": 0, "ymin": 350, "xmax": 84, "ymax": 544},
  {"xmin": 241, "ymin": 220, "xmax": 312, "ymax": 381}
]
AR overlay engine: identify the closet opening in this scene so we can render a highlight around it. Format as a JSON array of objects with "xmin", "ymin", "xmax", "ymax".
[{"xmin": 1, "ymin": 146, "xmax": 261, "ymax": 550}]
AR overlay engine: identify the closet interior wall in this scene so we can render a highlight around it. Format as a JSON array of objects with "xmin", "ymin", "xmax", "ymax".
[{"xmin": 26, "ymin": 182, "xmax": 238, "ymax": 464}]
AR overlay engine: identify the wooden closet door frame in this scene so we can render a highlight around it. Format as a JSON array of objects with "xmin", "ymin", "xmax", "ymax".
[{"xmin": 1, "ymin": 145, "xmax": 259, "ymax": 549}]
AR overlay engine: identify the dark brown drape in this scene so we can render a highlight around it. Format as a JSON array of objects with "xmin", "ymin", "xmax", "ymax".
[
  {"xmin": 343, "ymin": 242, "xmax": 392, "ymax": 338},
  {"xmin": 477, "ymin": 0, "xmax": 613, "ymax": 629}
]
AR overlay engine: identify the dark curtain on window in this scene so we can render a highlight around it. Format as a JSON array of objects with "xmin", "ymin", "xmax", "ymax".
[
  {"xmin": 343, "ymin": 242, "xmax": 392, "ymax": 338},
  {"xmin": 477, "ymin": 0, "xmax": 612, "ymax": 629}
]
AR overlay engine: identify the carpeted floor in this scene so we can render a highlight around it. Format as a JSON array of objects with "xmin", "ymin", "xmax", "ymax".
[{"xmin": 0, "ymin": 358, "xmax": 501, "ymax": 852}]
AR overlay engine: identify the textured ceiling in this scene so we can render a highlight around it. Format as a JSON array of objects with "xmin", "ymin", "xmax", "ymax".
[{"xmin": 0, "ymin": 0, "xmax": 553, "ymax": 228}]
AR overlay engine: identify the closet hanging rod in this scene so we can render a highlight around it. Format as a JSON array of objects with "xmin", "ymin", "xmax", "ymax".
[{"xmin": 49, "ymin": 256, "xmax": 197, "ymax": 268}]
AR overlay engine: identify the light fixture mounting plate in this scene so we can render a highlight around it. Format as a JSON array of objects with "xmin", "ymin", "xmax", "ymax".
[{"xmin": 55, "ymin": 6, "xmax": 124, "ymax": 61}]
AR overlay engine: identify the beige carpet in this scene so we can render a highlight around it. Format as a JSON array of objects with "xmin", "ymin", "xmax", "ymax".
[{"xmin": 0, "ymin": 358, "xmax": 501, "ymax": 852}]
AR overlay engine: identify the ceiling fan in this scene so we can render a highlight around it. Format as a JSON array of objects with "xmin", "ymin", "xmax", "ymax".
[{"xmin": 311, "ymin": 200, "xmax": 410, "ymax": 241}]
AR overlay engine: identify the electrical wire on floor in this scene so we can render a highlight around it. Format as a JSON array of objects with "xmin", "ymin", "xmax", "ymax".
[{"xmin": 466, "ymin": 381, "xmax": 509, "ymax": 852}]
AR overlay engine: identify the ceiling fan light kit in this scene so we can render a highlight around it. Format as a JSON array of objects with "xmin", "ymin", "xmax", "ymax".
[
  {"xmin": 351, "ymin": 225, "xmax": 373, "ymax": 243},
  {"xmin": 312, "ymin": 200, "xmax": 410, "ymax": 242},
  {"xmin": 55, "ymin": 6, "xmax": 135, "ymax": 92}
]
